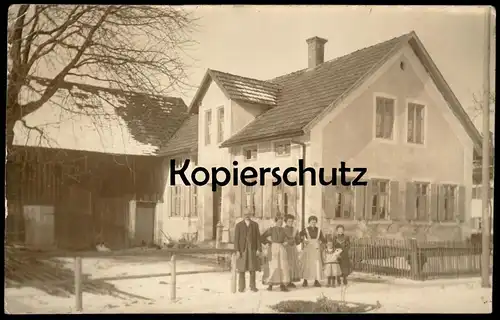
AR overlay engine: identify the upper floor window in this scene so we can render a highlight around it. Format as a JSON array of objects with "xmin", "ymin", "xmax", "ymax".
[
  {"xmin": 217, "ymin": 107, "xmax": 224, "ymax": 143},
  {"xmin": 205, "ymin": 110, "xmax": 212, "ymax": 145},
  {"xmin": 407, "ymin": 102, "xmax": 425, "ymax": 144},
  {"xmin": 243, "ymin": 146, "xmax": 257, "ymax": 161},
  {"xmin": 371, "ymin": 179, "xmax": 390, "ymax": 220},
  {"xmin": 375, "ymin": 96, "xmax": 395, "ymax": 140},
  {"xmin": 274, "ymin": 141, "xmax": 291, "ymax": 157}
]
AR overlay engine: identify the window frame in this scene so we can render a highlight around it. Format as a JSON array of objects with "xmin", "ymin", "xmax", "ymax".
[
  {"xmin": 171, "ymin": 185, "xmax": 182, "ymax": 217},
  {"xmin": 216, "ymin": 106, "xmax": 224, "ymax": 144},
  {"xmin": 371, "ymin": 178, "xmax": 391, "ymax": 220},
  {"xmin": 205, "ymin": 109, "xmax": 212, "ymax": 146},
  {"xmin": 413, "ymin": 181, "xmax": 430, "ymax": 221},
  {"xmin": 373, "ymin": 93, "xmax": 397, "ymax": 142},
  {"xmin": 243, "ymin": 184, "xmax": 256, "ymax": 215},
  {"xmin": 190, "ymin": 185, "xmax": 198, "ymax": 217},
  {"xmin": 242, "ymin": 145, "xmax": 258, "ymax": 161},
  {"xmin": 334, "ymin": 183, "xmax": 355, "ymax": 220},
  {"xmin": 274, "ymin": 141, "xmax": 291, "ymax": 157},
  {"xmin": 440, "ymin": 184, "xmax": 458, "ymax": 222},
  {"xmin": 273, "ymin": 184, "xmax": 289, "ymax": 216},
  {"xmin": 406, "ymin": 99, "xmax": 427, "ymax": 146}
]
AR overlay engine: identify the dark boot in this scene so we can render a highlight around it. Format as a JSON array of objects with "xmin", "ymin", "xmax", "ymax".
[
  {"xmin": 238, "ymin": 272, "xmax": 246, "ymax": 292},
  {"xmin": 287, "ymin": 282, "xmax": 296, "ymax": 288},
  {"xmin": 314, "ymin": 280, "xmax": 321, "ymax": 287},
  {"xmin": 337, "ymin": 276, "xmax": 342, "ymax": 286},
  {"xmin": 342, "ymin": 275, "xmax": 348, "ymax": 285},
  {"xmin": 280, "ymin": 284, "xmax": 289, "ymax": 292},
  {"xmin": 267, "ymin": 285, "xmax": 273, "ymax": 291},
  {"xmin": 249, "ymin": 271, "xmax": 257, "ymax": 291},
  {"xmin": 302, "ymin": 280, "xmax": 308, "ymax": 287},
  {"xmin": 331, "ymin": 277, "xmax": 336, "ymax": 288}
]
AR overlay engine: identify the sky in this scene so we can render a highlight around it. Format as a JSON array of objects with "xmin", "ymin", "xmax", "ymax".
[
  {"xmin": 14, "ymin": 5, "xmax": 496, "ymax": 152},
  {"xmin": 182, "ymin": 5, "xmax": 495, "ymax": 129}
]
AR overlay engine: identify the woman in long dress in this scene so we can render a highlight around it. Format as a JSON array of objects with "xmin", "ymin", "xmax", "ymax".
[
  {"xmin": 283, "ymin": 214, "xmax": 301, "ymax": 288},
  {"xmin": 299, "ymin": 215, "xmax": 326, "ymax": 287},
  {"xmin": 261, "ymin": 216, "xmax": 290, "ymax": 292}
]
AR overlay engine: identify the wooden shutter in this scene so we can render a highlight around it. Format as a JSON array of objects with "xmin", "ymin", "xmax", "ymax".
[
  {"xmin": 457, "ymin": 185, "xmax": 466, "ymax": 222},
  {"xmin": 437, "ymin": 185, "xmax": 446, "ymax": 222},
  {"xmin": 236, "ymin": 184, "xmax": 243, "ymax": 217},
  {"xmin": 255, "ymin": 184, "xmax": 263, "ymax": 218},
  {"xmin": 405, "ymin": 182, "xmax": 416, "ymax": 221},
  {"xmin": 389, "ymin": 181, "xmax": 400, "ymax": 220},
  {"xmin": 354, "ymin": 185, "xmax": 366, "ymax": 220},
  {"xmin": 263, "ymin": 180, "xmax": 273, "ymax": 219},
  {"xmin": 364, "ymin": 179, "xmax": 373, "ymax": 220},
  {"xmin": 323, "ymin": 185, "xmax": 337, "ymax": 219},
  {"xmin": 286, "ymin": 184, "xmax": 298, "ymax": 217},
  {"xmin": 271, "ymin": 186, "xmax": 278, "ymax": 218},
  {"xmin": 430, "ymin": 184, "xmax": 439, "ymax": 221}
]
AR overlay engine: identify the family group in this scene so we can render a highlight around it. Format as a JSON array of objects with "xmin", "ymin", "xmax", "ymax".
[{"xmin": 233, "ymin": 213, "xmax": 351, "ymax": 293}]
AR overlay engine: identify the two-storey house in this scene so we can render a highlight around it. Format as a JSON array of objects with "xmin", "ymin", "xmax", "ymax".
[{"xmin": 158, "ymin": 31, "xmax": 483, "ymax": 243}]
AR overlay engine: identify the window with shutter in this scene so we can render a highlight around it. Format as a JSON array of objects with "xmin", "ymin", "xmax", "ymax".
[
  {"xmin": 322, "ymin": 184, "xmax": 337, "ymax": 219},
  {"xmin": 441, "ymin": 184, "xmax": 457, "ymax": 221},
  {"xmin": 457, "ymin": 185, "xmax": 466, "ymax": 222},
  {"xmin": 405, "ymin": 181, "xmax": 416, "ymax": 221},
  {"xmin": 414, "ymin": 182, "xmax": 429, "ymax": 221},
  {"xmin": 190, "ymin": 185, "xmax": 198, "ymax": 217},
  {"xmin": 371, "ymin": 179, "xmax": 390, "ymax": 220},
  {"xmin": 389, "ymin": 181, "xmax": 400, "ymax": 220},
  {"xmin": 243, "ymin": 185, "xmax": 256, "ymax": 216},
  {"xmin": 171, "ymin": 185, "xmax": 181, "ymax": 216}
]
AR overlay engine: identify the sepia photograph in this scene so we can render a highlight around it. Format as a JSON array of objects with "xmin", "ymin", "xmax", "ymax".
[{"xmin": 5, "ymin": 5, "xmax": 495, "ymax": 314}]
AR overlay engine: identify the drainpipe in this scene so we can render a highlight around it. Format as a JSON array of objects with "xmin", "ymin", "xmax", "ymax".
[{"xmin": 291, "ymin": 140, "xmax": 307, "ymax": 233}]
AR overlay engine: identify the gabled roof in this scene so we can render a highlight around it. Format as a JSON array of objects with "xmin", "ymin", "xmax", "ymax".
[
  {"xmin": 14, "ymin": 78, "xmax": 188, "ymax": 156},
  {"xmin": 217, "ymin": 31, "xmax": 482, "ymax": 153},
  {"xmin": 189, "ymin": 69, "xmax": 281, "ymax": 112},
  {"xmin": 158, "ymin": 114, "xmax": 199, "ymax": 156}
]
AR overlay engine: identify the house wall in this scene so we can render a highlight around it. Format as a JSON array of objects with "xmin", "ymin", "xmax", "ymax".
[
  {"xmin": 309, "ymin": 44, "xmax": 474, "ymax": 241},
  {"xmin": 223, "ymin": 138, "xmax": 308, "ymax": 240},
  {"xmin": 155, "ymin": 154, "xmax": 202, "ymax": 243}
]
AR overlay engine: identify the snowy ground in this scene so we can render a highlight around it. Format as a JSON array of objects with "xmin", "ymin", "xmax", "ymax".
[{"xmin": 5, "ymin": 265, "xmax": 492, "ymax": 314}]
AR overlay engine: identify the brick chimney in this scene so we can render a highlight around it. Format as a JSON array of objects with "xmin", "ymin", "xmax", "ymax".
[{"xmin": 306, "ymin": 36, "xmax": 328, "ymax": 69}]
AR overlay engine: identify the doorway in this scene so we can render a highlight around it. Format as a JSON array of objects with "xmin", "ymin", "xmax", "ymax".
[
  {"xmin": 135, "ymin": 202, "xmax": 156, "ymax": 246},
  {"xmin": 212, "ymin": 185, "xmax": 222, "ymax": 240}
]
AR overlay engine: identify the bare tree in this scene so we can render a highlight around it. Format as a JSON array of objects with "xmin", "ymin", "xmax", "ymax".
[{"xmin": 6, "ymin": 5, "xmax": 197, "ymax": 157}]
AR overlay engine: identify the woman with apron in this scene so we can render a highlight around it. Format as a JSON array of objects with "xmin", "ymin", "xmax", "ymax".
[
  {"xmin": 299, "ymin": 215, "xmax": 326, "ymax": 287},
  {"xmin": 261, "ymin": 215, "xmax": 290, "ymax": 292}
]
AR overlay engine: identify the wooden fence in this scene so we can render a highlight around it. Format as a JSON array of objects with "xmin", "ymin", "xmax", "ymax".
[
  {"xmin": 7, "ymin": 248, "xmax": 237, "ymax": 312},
  {"xmin": 350, "ymin": 238, "xmax": 486, "ymax": 280}
]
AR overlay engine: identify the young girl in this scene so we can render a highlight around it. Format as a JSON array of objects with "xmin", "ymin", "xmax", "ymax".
[
  {"xmin": 333, "ymin": 224, "xmax": 352, "ymax": 286},
  {"xmin": 299, "ymin": 215, "xmax": 326, "ymax": 287},
  {"xmin": 322, "ymin": 239, "xmax": 343, "ymax": 287},
  {"xmin": 261, "ymin": 216, "xmax": 290, "ymax": 292}
]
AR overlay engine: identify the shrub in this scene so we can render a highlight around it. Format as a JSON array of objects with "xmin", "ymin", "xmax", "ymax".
[{"xmin": 269, "ymin": 294, "xmax": 367, "ymax": 313}]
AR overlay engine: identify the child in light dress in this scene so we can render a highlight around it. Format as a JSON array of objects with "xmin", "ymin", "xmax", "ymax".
[{"xmin": 322, "ymin": 239, "xmax": 343, "ymax": 287}]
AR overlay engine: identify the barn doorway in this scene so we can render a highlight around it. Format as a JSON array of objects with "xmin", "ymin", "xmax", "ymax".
[{"xmin": 135, "ymin": 202, "xmax": 156, "ymax": 246}]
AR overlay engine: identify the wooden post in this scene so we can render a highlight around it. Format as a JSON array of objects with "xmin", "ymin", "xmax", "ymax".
[
  {"xmin": 480, "ymin": 5, "xmax": 492, "ymax": 289},
  {"xmin": 170, "ymin": 254, "xmax": 176, "ymax": 301},
  {"xmin": 74, "ymin": 257, "xmax": 83, "ymax": 311},
  {"xmin": 231, "ymin": 252, "xmax": 237, "ymax": 294},
  {"xmin": 409, "ymin": 238, "xmax": 421, "ymax": 280}
]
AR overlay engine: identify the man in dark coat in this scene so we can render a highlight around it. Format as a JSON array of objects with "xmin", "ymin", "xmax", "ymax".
[{"xmin": 234, "ymin": 212, "xmax": 261, "ymax": 292}]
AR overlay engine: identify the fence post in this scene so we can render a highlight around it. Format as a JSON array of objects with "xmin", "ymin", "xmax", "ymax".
[
  {"xmin": 230, "ymin": 252, "xmax": 237, "ymax": 294},
  {"xmin": 170, "ymin": 254, "xmax": 176, "ymax": 301},
  {"xmin": 409, "ymin": 239, "xmax": 422, "ymax": 280},
  {"xmin": 74, "ymin": 257, "xmax": 83, "ymax": 312}
]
